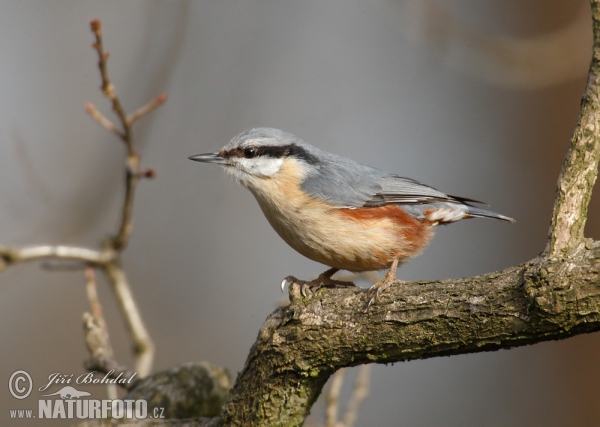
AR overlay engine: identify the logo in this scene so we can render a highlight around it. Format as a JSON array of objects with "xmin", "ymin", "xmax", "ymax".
[
  {"xmin": 8, "ymin": 369, "xmax": 165, "ymax": 421},
  {"xmin": 9, "ymin": 371, "xmax": 32, "ymax": 399},
  {"xmin": 42, "ymin": 386, "xmax": 91, "ymax": 399}
]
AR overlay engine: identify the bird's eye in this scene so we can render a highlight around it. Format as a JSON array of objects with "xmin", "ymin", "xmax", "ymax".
[{"xmin": 243, "ymin": 147, "xmax": 258, "ymax": 158}]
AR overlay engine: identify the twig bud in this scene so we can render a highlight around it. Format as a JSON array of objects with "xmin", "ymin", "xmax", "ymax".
[{"xmin": 90, "ymin": 19, "xmax": 102, "ymax": 35}]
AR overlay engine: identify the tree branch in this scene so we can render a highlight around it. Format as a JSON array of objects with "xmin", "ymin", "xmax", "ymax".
[
  {"xmin": 212, "ymin": 2, "xmax": 600, "ymax": 425},
  {"xmin": 546, "ymin": 1, "xmax": 600, "ymax": 257},
  {"xmin": 218, "ymin": 244, "xmax": 600, "ymax": 426},
  {"xmin": 0, "ymin": 245, "xmax": 113, "ymax": 268}
]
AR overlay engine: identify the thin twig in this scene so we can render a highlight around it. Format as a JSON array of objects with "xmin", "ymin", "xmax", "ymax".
[
  {"xmin": 323, "ymin": 365, "xmax": 372, "ymax": 427},
  {"xmin": 341, "ymin": 365, "xmax": 372, "ymax": 427},
  {"xmin": 0, "ymin": 245, "xmax": 113, "ymax": 267},
  {"xmin": 85, "ymin": 102, "xmax": 123, "ymax": 139},
  {"xmin": 325, "ymin": 368, "xmax": 346, "ymax": 427},
  {"xmin": 89, "ymin": 20, "xmax": 164, "ymax": 252},
  {"xmin": 83, "ymin": 269, "xmax": 138, "ymax": 391},
  {"xmin": 103, "ymin": 263, "xmax": 154, "ymax": 377},
  {"xmin": 127, "ymin": 93, "xmax": 168, "ymax": 125},
  {"xmin": 90, "ymin": 19, "xmax": 139, "ymax": 250},
  {"xmin": 90, "ymin": 19, "xmax": 131, "ymax": 150},
  {"xmin": 86, "ymin": 19, "xmax": 164, "ymax": 376},
  {"xmin": 83, "ymin": 268, "xmax": 117, "ymax": 398}
]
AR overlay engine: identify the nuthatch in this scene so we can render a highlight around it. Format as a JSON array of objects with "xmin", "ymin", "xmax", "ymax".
[{"xmin": 189, "ymin": 128, "xmax": 514, "ymax": 308}]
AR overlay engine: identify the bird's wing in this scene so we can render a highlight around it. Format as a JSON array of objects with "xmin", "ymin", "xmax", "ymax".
[
  {"xmin": 300, "ymin": 159, "xmax": 515, "ymax": 222},
  {"xmin": 363, "ymin": 174, "xmax": 480, "ymax": 207},
  {"xmin": 364, "ymin": 174, "xmax": 515, "ymax": 223},
  {"xmin": 300, "ymin": 158, "xmax": 477, "ymax": 208},
  {"xmin": 299, "ymin": 156, "xmax": 387, "ymax": 208}
]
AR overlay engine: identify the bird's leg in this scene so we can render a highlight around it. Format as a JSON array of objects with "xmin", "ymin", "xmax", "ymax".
[
  {"xmin": 281, "ymin": 267, "xmax": 356, "ymax": 297},
  {"xmin": 365, "ymin": 258, "xmax": 400, "ymax": 310}
]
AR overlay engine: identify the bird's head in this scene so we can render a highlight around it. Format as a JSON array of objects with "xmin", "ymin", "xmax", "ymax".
[{"xmin": 189, "ymin": 128, "xmax": 319, "ymax": 190}]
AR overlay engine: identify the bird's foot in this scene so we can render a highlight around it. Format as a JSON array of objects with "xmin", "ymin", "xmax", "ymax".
[
  {"xmin": 364, "ymin": 258, "xmax": 400, "ymax": 312},
  {"xmin": 281, "ymin": 270, "xmax": 355, "ymax": 297},
  {"xmin": 365, "ymin": 275, "xmax": 399, "ymax": 311}
]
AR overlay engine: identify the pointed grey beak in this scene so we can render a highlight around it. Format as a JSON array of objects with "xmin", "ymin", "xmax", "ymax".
[{"xmin": 188, "ymin": 152, "xmax": 227, "ymax": 164}]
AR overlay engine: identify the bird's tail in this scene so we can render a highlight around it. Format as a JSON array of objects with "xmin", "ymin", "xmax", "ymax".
[{"xmin": 465, "ymin": 205, "xmax": 515, "ymax": 223}]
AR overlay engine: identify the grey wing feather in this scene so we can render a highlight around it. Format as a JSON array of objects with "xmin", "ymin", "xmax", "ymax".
[
  {"xmin": 363, "ymin": 174, "xmax": 467, "ymax": 206},
  {"xmin": 365, "ymin": 174, "xmax": 515, "ymax": 223},
  {"xmin": 301, "ymin": 155, "xmax": 469, "ymax": 208},
  {"xmin": 299, "ymin": 150, "xmax": 387, "ymax": 207}
]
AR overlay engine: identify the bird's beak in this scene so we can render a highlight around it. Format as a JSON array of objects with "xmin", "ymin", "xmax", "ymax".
[{"xmin": 188, "ymin": 152, "xmax": 227, "ymax": 165}]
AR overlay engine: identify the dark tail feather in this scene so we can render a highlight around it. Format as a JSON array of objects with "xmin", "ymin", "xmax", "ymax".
[{"xmin": 465, "ymin": 206, "xmax": 515, "ymax": 223}]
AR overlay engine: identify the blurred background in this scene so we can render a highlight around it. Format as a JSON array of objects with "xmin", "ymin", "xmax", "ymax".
[{"xmin": 1, "ymin": 1, "xmax": 599, "ymax": 426}]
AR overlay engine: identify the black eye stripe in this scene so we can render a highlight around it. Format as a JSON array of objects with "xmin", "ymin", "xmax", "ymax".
[
  {"xmin": 255, "ymin": 146, "xmax": 290, "ymax": 158},
  {"xmin": 221, "ymin": 144, "xmax": 319, "ymax": 164},
  {"xmin": 222, "ymin": 145, "xmax": 289, "ymax": 159}
]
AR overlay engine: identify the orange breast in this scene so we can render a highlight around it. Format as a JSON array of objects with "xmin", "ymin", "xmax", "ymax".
[{"xmin": 335, "ymin": 205, "xmax": 434, "ymax": 269}]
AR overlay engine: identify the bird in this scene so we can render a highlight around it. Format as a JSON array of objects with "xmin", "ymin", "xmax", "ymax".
[{"xmin": 189, "ymin": 128, "xmax": 514, "ymax": 308}]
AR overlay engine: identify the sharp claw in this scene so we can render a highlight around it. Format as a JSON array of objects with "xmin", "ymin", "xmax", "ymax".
[
  {"xmin": 301, "ymin": 283, "xmax": 309, "ymax": 298},
  {"xmin": 364, "ymin": 286, "xmax": 381, "ymax": 312},
  {"xmin": 281, "ymin": 277, "xmax": 297, "ymax": 292}
]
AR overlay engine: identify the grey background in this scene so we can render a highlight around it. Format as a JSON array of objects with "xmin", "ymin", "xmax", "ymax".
[{"xmin": 1, "ymin": 1, "xmax": 599, "ymax": 426}]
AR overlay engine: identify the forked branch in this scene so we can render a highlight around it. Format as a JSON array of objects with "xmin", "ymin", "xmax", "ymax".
[{"xmin": 0, "ymin": 18, "xmax": 167, "ymax": 378}]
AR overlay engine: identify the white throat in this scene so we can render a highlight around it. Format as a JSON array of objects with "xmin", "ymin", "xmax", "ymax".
[{"xmin": 224, "ymin": 156, "xmax": 284, "ymax": 188}]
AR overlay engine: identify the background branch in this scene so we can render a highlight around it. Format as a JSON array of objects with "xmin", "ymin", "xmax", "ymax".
[{"xmin": 0, "ymin": 18, "xmax": 166, "ymax": 378}]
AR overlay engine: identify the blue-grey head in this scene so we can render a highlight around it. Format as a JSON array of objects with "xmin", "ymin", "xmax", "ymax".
[{"xmin": 189, "ymin": 128, "xmax": 323, "ymax": 189}]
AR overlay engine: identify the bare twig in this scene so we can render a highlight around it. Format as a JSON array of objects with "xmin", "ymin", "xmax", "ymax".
[
  {"xmin": 0, "ymin": 245, "xmax": 113, "ymax": 267},
  {"xmin": 86, "ymin": 18, "xmax": 160, "ymax": 375},
  {"xmin": 90, "ymin": 19, "xmax": 138, "ymax": 250},
  {"xmin": 1, "ymin": 19, "xmax": 166, "ymax": 380},
  {"xmin": 90, "ymin": 19, "xmax": 131, "ymax": 149},
  {"xmin": 322, "ymin": 365, "xmax": 372, "ymax": 427},
  {"xmin": 84, "ymin": 267, "xmax": 114, "ymax": 360},
  {"xmin": 83, "ymin": 268, "xmax": 117, "ymax": 399},
  {"xmin": 89, "ymin": 20, "xmax": 164, "ymax": 252},
  {"xmin": 325, "ymin": 368, "xmax": 346, "ymax": 427},
  {"xmin": 127, "ymin": 93, "xmax": 168, "ymax": 125},
  {"xmin": 85, "ymin": 102, "xmax": 122, "ymax": 138},
  {"xmin": 341, "ymin": 365, "xmax": 372, "ymax": 427},
  {"xmin": 104, "ymin": 263, "xmax": 154, "ymax": 377}
]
